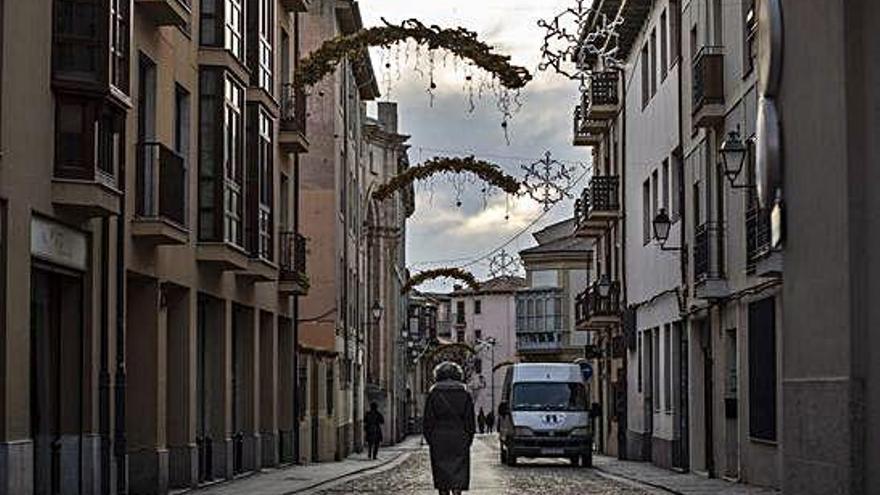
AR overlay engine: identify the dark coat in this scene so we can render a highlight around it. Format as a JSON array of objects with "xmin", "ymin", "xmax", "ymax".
[
  {"xmin": 365, "ymin": 410, "xmax": 384, "ymax": 444},
  {"xmin": 423, "ymin": 380, "xmax": 476, "ymax": 490}
]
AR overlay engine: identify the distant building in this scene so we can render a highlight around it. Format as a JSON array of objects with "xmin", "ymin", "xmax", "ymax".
[{"xmin": 516, "ymin": 219, "xmax": 593, "ymax": 363}]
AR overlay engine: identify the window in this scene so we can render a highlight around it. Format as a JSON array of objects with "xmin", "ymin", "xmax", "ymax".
[
  {"xmin": 249, "ymin": 0, "xmax": 273, "ymax": 92},
  {"xmin": 199, "ymin": 70, "xmax": 244, "ymax": 246},
  {"xmin": 664, "ymin": 324, "xmax": 672, "ymax": 412},
  {"xmin": 650, "ymin": 28, "xmax": 658, "ymax": 96},
  {"xmin": 671, "ymin": 150, "xmax": 683, "ymax": 222},
  {"xmin": 660, "ymin": 158, "xmax": 670, "ymax": 212},
  {"xmin": 53, "ymin": 0, "xmax": 129, "ymax": 93},
  {"xmin": 456, "ymin": 301, "xmax": 465, "ymax": 324},
  {"xmin": 456, "ymin": 330, "xmax": 465, "ymax": 343},
  {"xmin": 641, "ymin": 44, "xmax": 650, "ymax": 108},
  {"xmin": 690, "ymin": 25, "xmax": 698, "ymax": 61},
  {"xmin": 175, "ymin": 85, "xmax": 191, "ymax": 223},
  {"xmin": 643, "ymin": 179, "xmax": 651, "ymax": 244},
  {"xmin": 670, "ymin": 0, "xmax": 681, "ymax": 64},
  {"xmin": 55, "ymin": 97, "xmax": 123, "ymax": 185},
  {"xmin": 109, "ymin": 0, "xmax": 129, "ymax": 91},
  {"xmin": 474, "ymin": 300, "xmax": 482, "ymax": 315},
  {"xmin": 652, "ymin": 169, "xmax": 659, "ymax": 231},
  {"xmin": 660, "ymin": 10, "xmax": 669, "ymax": 80},
  {"xmin": 474, "ymin": 358, "xmax": 483, "ymax": 374},
  {"xmin": 743, "ymin": 0, "xmax": 757, "ymax": 75},
  {"xmin": 201, "ymin": 0, "xmax": 244, "ymax": 61},
  {"xmin": 531, "ymin": 270, "xmax": 559, "ymax": 288},
  {"xmin": 749, "ymin": 297, "xmax": 777, "ymax": 441},
  {"xmin": 474, "ymin": 329, "xmax": 482, "ymax": 341},
  {"xmin": 247, "ymin": 105, "xmax": 273, "ymax": 259},
  {"xmin": 326, "ymin": 363, "xmax": 334, "ymax": 415}
]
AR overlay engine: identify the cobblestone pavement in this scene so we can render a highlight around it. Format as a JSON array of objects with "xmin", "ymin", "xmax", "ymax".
[{"xmin": 313, "ymin": 435, "xmax": 661, "ymax": 495}]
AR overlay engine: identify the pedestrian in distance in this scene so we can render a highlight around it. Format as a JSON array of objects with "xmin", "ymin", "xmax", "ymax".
[
  {"xmin": 485, "ymin": 410, "xmax": 495, "ymax": 433},
  {"xmin": 365, "ymin": 402, "xmax": 384, "ymax": 460},
  {"xmin": 423, "ymin": 361, "xmax": 476, "ymax": 495},
  {"xmin": 477, "ymin": 407, "xmax": 486, "ymax": 434}
]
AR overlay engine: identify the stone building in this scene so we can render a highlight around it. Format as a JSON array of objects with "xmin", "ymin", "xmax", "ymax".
[
  {"xmin": 0, "ymin": 0, "xmax": 311, "ymax": 492},
  {"xmin": 297, "ymin": 0, "xmax": 379, "ymax": 463},
  {"xmin": 516, "ymin": 218, "xmax": 591, "ymax": 364}
]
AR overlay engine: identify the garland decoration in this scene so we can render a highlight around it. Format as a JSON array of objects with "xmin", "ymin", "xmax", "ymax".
[
  {"xmin": 373, "ymin": 156, "xmax": 521, "ymax": 202},
  {"xmin": 401, "ymin": 268, "xmax": 480, "ymax": 294},
  {"xmin": 295, "ymin": 18, "xmax": 533, "ymax": 91}
]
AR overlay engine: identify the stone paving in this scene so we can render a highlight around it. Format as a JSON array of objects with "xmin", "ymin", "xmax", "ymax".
[{"xmin": 313, "ymin": 434, "xmax": 658, "ymax": 495}]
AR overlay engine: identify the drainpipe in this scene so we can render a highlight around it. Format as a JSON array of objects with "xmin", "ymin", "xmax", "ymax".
[
  {"xmin": 341, "ymin": 58, "xmax": 350, "ymax": 455},
  {"xmin": 616, "ymin": 63, "xmax": 628, "ymax": 461},
  {"xmin": 675, "ymin": 2, "xmax": 690, "ymax": 471},
  {"xmin": 115, "ymin": 141, "xmax": 128, "ymax": 494},
  {"xmin": 292, "ymin": 8, "xmax": 301, "ymax": 465},
  {"xmin": 100, "ymin": 219, "xmax": 111, "ymax": 495}
]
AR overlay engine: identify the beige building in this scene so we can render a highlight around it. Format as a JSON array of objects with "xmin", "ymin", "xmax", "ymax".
[
  {"xmin": 1, "ymin": 0, "xmax": 312, "ymax": 493},
  {"xmin": 516, "ymin": 218, "xmax": 592, "ymax": 364}
]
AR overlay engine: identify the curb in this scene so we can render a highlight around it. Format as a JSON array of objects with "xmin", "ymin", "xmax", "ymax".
[
  {"xmin": 592, "ymin": 467, "xmax": 682, "ymax": 494},
  {"xmin": 287, "ymin": 445, "xmax": 420, "ymax": 495}
]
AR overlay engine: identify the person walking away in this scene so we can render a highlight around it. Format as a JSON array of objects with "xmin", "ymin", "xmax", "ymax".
[
  {"xmin": 485, "ymin": 410, "xmax": 495, "ymax": 433},
  {"xmin": 365, "ymin": 402, "xmax": 384, "ymax": 460},
  {"xmin": 477, "ymin": 408, "xmax": 486, "ymax": 434},
  {"xmin": 424, "ymin": 362, "xmax": 476, "ymax": 495}
]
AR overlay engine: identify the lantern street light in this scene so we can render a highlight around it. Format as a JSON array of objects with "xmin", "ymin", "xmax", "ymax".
[
  {"xmin": 372, "ymin": 301, "xmax": 384, "ymax": 323},
  {"xmin": 596, "ymin": 273, "xmax": 612, "ymax": 298},
  {"xmin": 653, "ymin": 208, "xmax": 685, "ymax": 252},
  {"xmin": 720, "ymin": 128, "xmax": 754, "ymax": 189}
]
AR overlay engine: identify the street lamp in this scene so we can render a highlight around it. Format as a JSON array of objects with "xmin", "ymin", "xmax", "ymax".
[
  {"xmin": 720, "ymin": 128, "xmax": 753, "ymax": 189},
  {"xmin": 652, "ymin": 208, "xmax": 685, "ymax": 252},
  {"xmin": 596, "ymin": 273, "xmax": 612, "ymax": 298}
]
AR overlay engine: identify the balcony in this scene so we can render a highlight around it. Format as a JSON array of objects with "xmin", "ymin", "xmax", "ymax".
[
  {"xmin": 279, "ymin": 83, "xmax": 308, "ymax": 153},
  {"xmin": 574, "ymin": 175, "xmax": 621, "ymax": 238},
  {"xmin": 584, "ymin": 71, "xmax": 620, "ymax": 120},
  {"xmin": 516, "ymin": 333, "xmax": 565, "ymax": 354},
  {"xmin": 746, "ymin": 207, "xmax": 783, "ymax": 278},
  {"xmin": 575, "ymin": 279, "xmax": 621, "ymax": 331},
  {"xmin": 694, "ymin": 222, "xmax": 730, "ymax": 299},
  {"xmin": 196, "ymin": 242, "xmax": 250, "ymax": 272},
  {"xmin": 572, "ymin": 104, "xmax": 606, "ymax": 147},
  {"xmin": 279, "ymin": 232, "xmax": 309, "ymax": 295},
  {"xmin": 280, "ymin": 0, "xmax": 309, "ymax": 12},
  {"xmin": 136, "ymin": 0, "xmax": 190, "ymax": 26},
  {"xmin": 692, "ymin": 46, "xmax": 725, "ymax": 127},
  {"xmin": 131, "ymin": 142, "xmax": 188, "ymax": 245}
]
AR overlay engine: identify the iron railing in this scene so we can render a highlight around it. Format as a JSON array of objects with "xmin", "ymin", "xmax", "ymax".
[
  {"xmin": 589, "ymin": 71, "xmax": 620, "ymax": 107},
  {"xmin": 694, "ymin": 223, "xmax": 709, "ymax": 280},
  {"xmin": 746, "ymin": 206, "xmax": 772, "ymax": 272},
  {"xmin": 135, "ymin": 141, "xmax": 187, "ymax": 227},
  {"xmin": 279, "ymin": 231, "xmax": 307, "ymax": 282},
  {"xmin": 694, "ymin": 222, "xmax": 725, "ymax": 281},
  {"xmin": 692, "ymin": 46, "xmax": 724, "ymax": 111},
  {"xmin": 575, "ymin": 279, "xmax": 621, "ymax": 326},
  {"xmin": 280, "ymin": 83, "xmax": 307, "ymax": 134},
  {"xmin": 575, "ymin": 175, "xmax": 620, "ymax": 226}
]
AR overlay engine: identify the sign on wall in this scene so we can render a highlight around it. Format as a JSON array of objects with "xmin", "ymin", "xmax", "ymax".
[{"xmin": 30, "ymin": 216, "xmax": 88, "ymax": 271}]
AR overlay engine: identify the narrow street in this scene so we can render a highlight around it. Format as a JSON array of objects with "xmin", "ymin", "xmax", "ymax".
[{"xmin": 313, "ymin": 435, "xmax": 657, "ymax": 495}]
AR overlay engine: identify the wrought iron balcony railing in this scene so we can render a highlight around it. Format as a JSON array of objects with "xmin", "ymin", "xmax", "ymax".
[
  {"xmin": 575, "ymin": 175, "xmax": 621, "ymax": 228},
  {"xmin": 692, "ymin": 46, "xmax": 724, "ymax": 113},
  {"xmin": 280, "ymin": 83, "xmax": 307, "ymax": 134},
  {"xmin": 279, "ymin": 231, "xmax": 307, "ymax": 283},
  {"xmin": 135, "ymin": 142, "xmax": 187, "ymax": 227},
  {"xmin": 589, "ymin": 71, "xmax": 620, "ymax": 109},
  {"xmin": 746, "ymin": 206, "xmax": 772, "ymax": 273},
  {"xmin": 694, "ymin": 222, "xmax": 725, "ymax": 282},
  {"xmin": 575, "ymin": 279, "xmax": 621, "ymax": 328}
]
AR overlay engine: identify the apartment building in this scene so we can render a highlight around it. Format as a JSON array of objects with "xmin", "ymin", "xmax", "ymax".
[
  {"xmin": 297, "ymin": 0, "xmax": 379, "ymax": 463},
  {"xmin": 516, "ymin": 219, "xmax": 591, "ymax": 364},
  {"xmin": 450, "ymin": 276, "xmax": 525, "ymax": 417},
  {"xmin": 0, "ymin": 0, "xmax": 311, "ymax": 493}
]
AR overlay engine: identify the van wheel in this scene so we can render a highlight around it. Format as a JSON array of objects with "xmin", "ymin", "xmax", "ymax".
[
  {"xmin": 506, "ymin": 449, "xmax": 518, "ymax": 466},
  {"xmin": 569, "ymin": 456, "xmax": 580, "ymax": 466},
  {"xmin": 500, "ymin": 446, "xmax": 507, "ymax": 465}
]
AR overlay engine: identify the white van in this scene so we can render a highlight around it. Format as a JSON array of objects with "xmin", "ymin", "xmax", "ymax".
[{"xmin": 497, "ymin": 363, "xmax": 595, "ymax": 467}]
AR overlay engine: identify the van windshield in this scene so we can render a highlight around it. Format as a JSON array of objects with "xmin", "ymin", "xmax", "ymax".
[{"xmin": 511, "ymin": 382, "xmax": 587, "ymax": 412}]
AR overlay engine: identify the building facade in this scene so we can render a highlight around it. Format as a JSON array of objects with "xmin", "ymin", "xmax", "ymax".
[
  {"xmin": 516, "ymin": 219, "xmax": 591, "ymax": 364},
  {"xmin": 0, "ymin": 0, "xmax": 311, "ymax": 493},
  {"xmin": 298, "ymin": 0, "xmax": 379, "ymax": 463},
  {"xmin": 450, "ymin": 276, "xmax": 525, "ymax": 419}
]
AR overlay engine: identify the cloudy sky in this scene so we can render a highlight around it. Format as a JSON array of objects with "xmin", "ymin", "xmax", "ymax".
[{"xmin": 359, "ymin": 1, "xmax": 591, "ymax": 290}]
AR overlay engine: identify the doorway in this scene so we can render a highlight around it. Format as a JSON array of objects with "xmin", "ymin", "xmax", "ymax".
[
  {"xmin": 674, "ymin": 324, "xmax": 690, "ymax": 470},
  {"xmin": 31, "ymin": 266, "xmax": 84, "ymax": 495}
]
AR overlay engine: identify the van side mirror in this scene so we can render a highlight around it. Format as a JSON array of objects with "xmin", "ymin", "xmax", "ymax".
[
  {"xmin": 590, "ymin": 402, "xmax": 602, "ymax": 418},
  {"xmin": 498, "ymin": 401, "xmax": 510, "ymax": 417}
]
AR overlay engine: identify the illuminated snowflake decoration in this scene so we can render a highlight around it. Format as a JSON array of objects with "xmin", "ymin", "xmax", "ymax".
[
  {"xmin": 521, "ymin": 151, "xmax": 576, "ymax": 211},
  {"xmin": 488, "ymin": 249, "xmax": 521, "ymax": 278},
  {"xmin": 538, "ymin": 0, "xmax": 626, "ymax": 93}
]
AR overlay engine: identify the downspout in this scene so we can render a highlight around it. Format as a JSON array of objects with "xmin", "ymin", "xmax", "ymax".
[
  {"xmin": 341, "ymin": 58, "xmax": 350, "ymax": 454},
  {"xmin": 292, "ymin": 8, "xmax": 301, "ymax": 465},
  {"xmin": 100, "ymin": 220, "xmax": 111, "ymax": 494},
  {"xmin": 617, "ymin": 63, "xmax": 628, "ymax": 461},
  {"xmin": 115, "ymin": 139, "xmax": 128, "ymax": 494}
]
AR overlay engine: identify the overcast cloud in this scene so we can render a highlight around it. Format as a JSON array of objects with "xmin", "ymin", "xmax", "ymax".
[{"xmin": 359, "ymin": 1, "xmax": 591, "ymax": 290}]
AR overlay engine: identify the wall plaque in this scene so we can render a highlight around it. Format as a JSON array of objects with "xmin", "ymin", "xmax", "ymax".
[{"xmin": 31, "ymin": 216, "xmax": 88, "ymax": 271}]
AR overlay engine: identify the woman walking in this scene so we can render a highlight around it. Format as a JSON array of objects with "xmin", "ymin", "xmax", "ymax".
[
  {"xmin": 365, "ymin": 402, "xmax": 384, "ymax": 460},
  {"xmin": 423, "ymin": 362, "xmax": 476, "ymax": 495}
]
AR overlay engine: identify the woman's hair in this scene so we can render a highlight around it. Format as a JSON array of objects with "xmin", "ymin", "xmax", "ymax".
[{"xmin": 433, "ymin": 361, "xmax": 464, "ymax": 382}]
